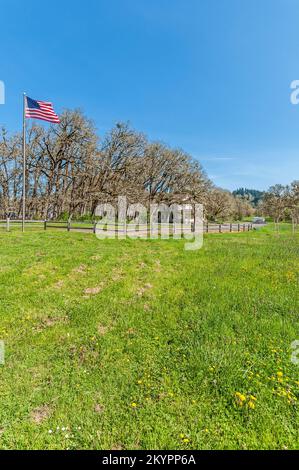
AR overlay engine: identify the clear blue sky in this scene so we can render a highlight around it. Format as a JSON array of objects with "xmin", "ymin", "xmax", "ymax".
[{"xmin": 0, "ymin": 0, "xmax": 299, "ymax": 191}]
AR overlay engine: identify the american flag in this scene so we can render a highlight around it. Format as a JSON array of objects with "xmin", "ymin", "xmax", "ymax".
[{"xmin": 25, "ymin": 96, "xmax": 60, "ymax": 124}]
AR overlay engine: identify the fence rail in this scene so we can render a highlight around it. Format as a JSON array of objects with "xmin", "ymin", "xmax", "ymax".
[{"xmin": 0, "ymin": 218, "xmax": 254, "ymax": 234}]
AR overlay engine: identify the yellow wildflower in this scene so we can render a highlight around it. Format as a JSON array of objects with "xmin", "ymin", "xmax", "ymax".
[
  {"xmin": 235, "ymin": 392, "xmax": 246, "ymax": 406},
  {"xmin": 235, "ymin": 392, "xmax": 246, "ymax": 401}
]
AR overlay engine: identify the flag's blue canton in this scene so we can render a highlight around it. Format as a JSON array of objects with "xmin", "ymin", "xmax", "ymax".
[{"xmin": 26, "ymin": 97, "xmax": 40, "ymax": 109}]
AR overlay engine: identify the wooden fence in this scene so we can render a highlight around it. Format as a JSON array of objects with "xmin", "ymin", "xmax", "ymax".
[{"xmin": 0, "ymin": 218, "xmax": 253, "ymax": 235}]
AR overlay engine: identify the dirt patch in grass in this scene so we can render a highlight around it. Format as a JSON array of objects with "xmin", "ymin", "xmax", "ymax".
[
  {"xmin": 154, "ymin": 259, "xmax": 161, "ymax": 272},
  {"xmin": 30, "ymin": 405, "xmax": 51, "ymax": 424},
  {"xmin": 111, "ymin": 268, "xmax": 124, "ymax": 282},
  {"xmin": 71, "ymin": 264, "xmax": 87, "ymax": 275},
  {"xmin": 34, "ymin": 316, "xmax": 68, "ymax": 332},
  {"xmin": 136, "ymin": 283, "xmax": 153, "ymax": 297},
  {"xmin": 126, "ymin": 328, "xmax": 136, "ymax": 336},
  {"xmin": 111, "ymin": 444, "xmax": 123, "ymax": 450},
  {"xmin": 72, "ymin": 346, "xmax": 99, "ymax": 365},
  {"xmin": 53, "ymin": 280, "xmax": 64, "ymax": 289},
  {"xmin": 91, "ymin": 255, "xmax": 102, "ymax": 261},
  {"xmin": 83, "ymin": 285, "xmax": 103, "ymax": 296},
  {"xmin": 94, "ymin": 403, "xmax": 105, "ymax": 414},
  {"xmin": 97, "ymin": 324, "xmax": 110, "ymax": 335},
  {"xmin": 139, "ymin": 262, "xmax": 147, "ymax": 269}
]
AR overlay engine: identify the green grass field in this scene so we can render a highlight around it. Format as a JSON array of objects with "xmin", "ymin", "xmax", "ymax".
[{"xmin": 0, "ymin": 225, "xmax": 298, "ymax": 450}]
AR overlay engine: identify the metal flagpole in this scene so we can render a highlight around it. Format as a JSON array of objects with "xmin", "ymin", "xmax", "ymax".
[{"xmin": 22, "ymin": 92, "xmax": 26, "ymax": 233}]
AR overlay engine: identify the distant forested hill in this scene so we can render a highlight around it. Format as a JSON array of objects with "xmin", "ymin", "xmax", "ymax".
[{"xmin": 232, "ymin": 188, "xmax": 265, "ymax": 206}]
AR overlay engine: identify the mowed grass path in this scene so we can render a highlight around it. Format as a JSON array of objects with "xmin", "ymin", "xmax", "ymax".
[{"xmin": 0, "ymin": 226, "xmax": 298, "ymax": 449}]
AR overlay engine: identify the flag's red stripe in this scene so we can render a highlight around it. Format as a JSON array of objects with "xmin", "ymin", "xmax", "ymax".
[
  {"xmin": 26, "ymin": 109, "xmax": 58, "ymax": 117},
  {"xmin": 37, "ymin": 104, "xmax": 53, "ymax": 109},
  {"xmin": 26, "ymin": 108, "xmax": 58, "ymax": 116},
  {"xmin": 26, "ymin": 114, "xmax": 60, "ymax": 122},
  {"xmin": 26, "ymin": 111, "xmax": 59, "ymax": 118},
  {"xmin": 26, "ymin": 111, "xmax": 60, "ymax": 121},
  {"xmin": 26, "ymin": 115, "xmax": 60, "ymax": 123},
  {"xmin": 26, "ymin": 116, "xmax": 60, "ymax": 122},
  {"xmin": 26, "ymin": 107, "xmax": 56, "ymax": 113}
]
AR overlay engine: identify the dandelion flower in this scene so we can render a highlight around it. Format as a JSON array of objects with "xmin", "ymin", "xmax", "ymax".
[{"xmin": 235, "ymin": 392, "xmax": 246, "ymax": 407}]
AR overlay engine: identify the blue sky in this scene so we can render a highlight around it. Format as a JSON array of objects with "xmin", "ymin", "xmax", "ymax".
[{"xmin": 0, "ymin": 0, "xmax": 298, "ymax": 190}]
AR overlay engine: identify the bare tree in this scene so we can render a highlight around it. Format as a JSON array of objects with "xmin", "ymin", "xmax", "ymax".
[
  {"xmin": 0, "ymin": 112, "xmax": 259, "ymax": 224},
  {"xmin": 205, "ymin": 188, "xmax": 236, "ymax": 221},
  {"xmin": 260, "ymin": 184, "xmax": 290, "ymax": 230}
]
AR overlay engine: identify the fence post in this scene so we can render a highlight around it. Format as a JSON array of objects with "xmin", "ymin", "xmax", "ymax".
[
  {"xmin": 206, "ymin": 223, "xmax": 209, "ymax": 233},
  {"xmin": 243, "ymin": 224, "xmax": 245, "ymax": 232},
  {"xmin": 238, "ymin": 223, "xmax": 240, "ymax": 232},
  {"xmin": 219, "ymin": 224, "xmax": 222, "ymax": 233},
  {"xmin": 6, "ymin": 217, "xmax": 10, "ymax": 232},
  {"xmin": 230, "ymin": 223, "xmax": 232, "ymax": 232},
  {"xmin": 44, "ymin": 220, "xmax": 47, "ymax": 231},
  {"xmin": 93, "ymin": 221, "xmax": 97, "ymax": 234},
  {"xmin": 67, "ymin": 219, "xmax": 71, "ymax": 232}
]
